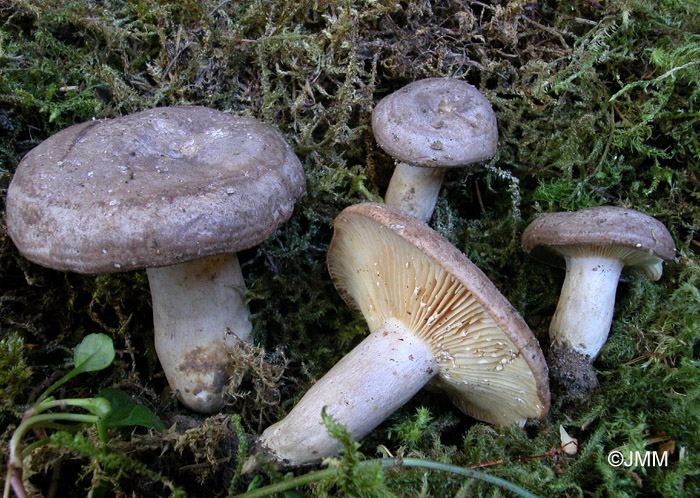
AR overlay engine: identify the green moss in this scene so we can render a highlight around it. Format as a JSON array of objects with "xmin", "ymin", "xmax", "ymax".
[
  {"xmin": 0, "ymin": 332, "xmax": 32, "ymax": 418},
  {"xmin": 387, "ymin": 406, "xmax": 436, "ymax": 450},
  {"xmin": 1, "ymin": 0, "xmax": 700, "ymax": 496}
]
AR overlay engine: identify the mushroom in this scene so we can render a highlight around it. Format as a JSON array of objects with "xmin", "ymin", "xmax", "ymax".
[
  {"xmin": 5, "ymin": 106, "xmax": 305, "ymax": 412},
  {"xmin": 521, "ymin": 206, "xmax": 676, "ymax": 391},
  {"xmin": 250, "ymin": 202, "xmax": 549, "ymax": 467},
  {"xmin": 372, "ymin": 78, "xmax": 498, "ymax": 222}
]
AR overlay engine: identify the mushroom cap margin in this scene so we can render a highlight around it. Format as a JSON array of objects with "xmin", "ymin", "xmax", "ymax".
[{"xmin": 521, "ymin": 206, "xmax": 676, "ymax": 275}]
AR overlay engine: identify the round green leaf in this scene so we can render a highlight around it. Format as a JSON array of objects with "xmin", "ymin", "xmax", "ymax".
[{"xmin": 73, "ymin": 333, "xmax": 115, "ymax": 373}]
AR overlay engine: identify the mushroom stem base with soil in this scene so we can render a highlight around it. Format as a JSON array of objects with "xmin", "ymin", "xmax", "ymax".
[
  {"xmin": 385, "ymin": 162, "xmax": 445, "ymax": 222},
  {"xmin": 547, "ymin": 255, "xmax": 623, "ymax": 391},
  {"xmin": 147, "ymin": 253, "xmax": 253, "ymax": 413},
  {"xmin": 252, "ymin": 318, "xmax": 437, "ymax": 468}
]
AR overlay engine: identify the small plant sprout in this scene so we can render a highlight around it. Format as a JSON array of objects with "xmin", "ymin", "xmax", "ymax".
[
  {"xmin": 5, "ymin": 106, "xmax": 305, "ymax": 412},
  {"xmin": 521, "ymin": 206, "xmax": 676, "ymax": 391},
  {"xmin": 372, "ymin": 78, "xmax": 498, "ymax": 222},
  {"xmin": 247, "ymin": 203, "xmax": 549, "ymax": 468},
  {"xmin": 3, "ymin": 333, "xmax": 164, "ymax": 498}
]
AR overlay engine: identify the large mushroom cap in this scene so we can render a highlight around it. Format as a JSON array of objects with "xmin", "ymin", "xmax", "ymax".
[
  {"xmin": 6, "ymin": 106, "xmax": 305, "ymax": 274},
  {"xmin": 372, "ymin": 78, "xmax": 498, "ymax": 168},
  {"xmin": 328, "ymin": 203, "xmax": 549, "ymax": 426},
  {"xmin": 521, "ymin": 206, "xmax": 676, "ymax": 280}
]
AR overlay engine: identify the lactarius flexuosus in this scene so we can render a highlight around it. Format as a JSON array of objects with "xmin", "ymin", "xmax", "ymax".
[
  {"xmin": 522, "ymin": 206, "xmax": 675, "ymax": 391},
  {"xmin": 250, "ymin": 203, "xmax": 549, "ymax": 467},
  {"xmin": 6, "ymin": 106, "xmax": 305, "ymax": 412}
]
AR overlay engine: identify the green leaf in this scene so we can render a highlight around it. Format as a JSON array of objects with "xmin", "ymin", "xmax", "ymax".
[
  {"xmin": 247, "ymin": 475, "xmax": 264, "ymax": 492},
  {"xmin": 96, "ymin": 388, "xmax": 165, "ymax": 431},
  {"xmin": 96, "ymin": 388, "xmax": 132, "ymax": 420},
  {"xmin": 39, "ymin": 334, "xmax": 116, "ymax": 401},
  {"xmin": 116, "ymin": 405, "xmax": 165, "ymax": 431},
  {"xmin": 73, "ymin": 333, "xmax": 115, "ymax": 373}
]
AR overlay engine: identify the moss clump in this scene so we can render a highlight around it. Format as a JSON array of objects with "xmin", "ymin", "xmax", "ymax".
[
  {"xmin": 0, "ymin": 333, "xmax": 32, "ymax": 419},
  {"xmin": 1, "ymin": 0, "xmax": 699, "ymax": 496}
]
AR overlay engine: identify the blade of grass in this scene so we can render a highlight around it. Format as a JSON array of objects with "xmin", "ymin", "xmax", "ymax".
[{"xmin": 231, "ymin": 457, "xmax": 541, "ymax": 498}]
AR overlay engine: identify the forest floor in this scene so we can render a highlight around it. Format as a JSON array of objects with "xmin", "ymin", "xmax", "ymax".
[{"xmin": 1, "ymin": 1, "xmax": 699, "ymax": 497}]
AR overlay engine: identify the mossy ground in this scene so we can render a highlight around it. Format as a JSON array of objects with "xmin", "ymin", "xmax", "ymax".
[{"xmin": 1, "ymin": 0, "xmax": 699, "ymax": 496}]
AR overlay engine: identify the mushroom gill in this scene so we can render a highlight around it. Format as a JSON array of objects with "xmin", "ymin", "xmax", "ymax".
[{"xmin": 329, "ymin": 208, "xmax": 544, "ymax": 425}]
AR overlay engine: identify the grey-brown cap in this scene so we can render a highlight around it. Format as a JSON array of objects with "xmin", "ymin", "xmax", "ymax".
[
  {"xmin": 521, "ymin": 206, "xmax": 676, "ymax": 280},
  {"xmin": 6, "ymin": 106, "xmax": 305, "ymax": 274},
  {"xmin": 372, "ymin": 78, "xmax": 498, "ymax": 168},
  {"xmin": 328, "ymin": 203, "xmax": 549, "ymax": 426}
]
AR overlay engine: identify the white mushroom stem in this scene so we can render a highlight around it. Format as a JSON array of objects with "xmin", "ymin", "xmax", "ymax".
[
  {"xmin": 549, "ymin": 255, "xmax": 624, "ymax": 359},
  {"xmin": 257, "ymin": 318, "xmax": 437, "ymax": 466},
  {"xmin": 147, "ymin": 253, "xmax": 253, "ymax": 413},
  {"xmin": 385, "ymin": 162, "xmax": 446, "ymax": 222}
]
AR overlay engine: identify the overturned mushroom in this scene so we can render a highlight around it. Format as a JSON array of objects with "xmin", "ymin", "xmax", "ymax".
[
  {"xmin": 372, "ymin": 78, "xmax": 498, "ymax": 222},
  {"xmin": 249, "ymin": 203, "xmax": 549, "ymax": 467},
  {"xmin": 521, "ymin": 206, "xmax": 676, "ymax": 391},
  {"xmin": 6, "ymin": 106, "xmax": 305, "ymax": 412}
]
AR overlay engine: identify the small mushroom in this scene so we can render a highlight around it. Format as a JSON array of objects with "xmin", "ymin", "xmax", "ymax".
[
  {"xmin": 6, "ymin": 106, "xmax": 305, "ymax": 412},
  {"xmin": 249, "ymin": 203, "xmax": 549, "ymax": 467},
  {"xmin": 372, "ymin": 78, "xmax": 498, "ymax": 222},
  {"xmin": 521, "ymin": 206, "xmax": 676, "ymax": 391}
]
